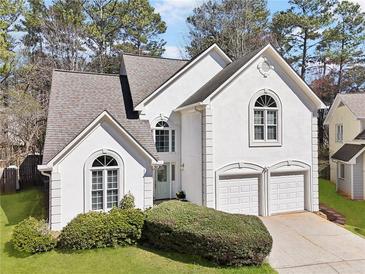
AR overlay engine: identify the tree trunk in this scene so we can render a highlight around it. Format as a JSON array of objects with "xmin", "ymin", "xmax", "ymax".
[{"xmin": 301, "ymin": 29, "xmax": 308, "ymax": 79}]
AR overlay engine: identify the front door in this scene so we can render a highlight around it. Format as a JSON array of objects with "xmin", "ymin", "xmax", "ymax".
[{"xmin": 155, "ymin": 164, "xmax": 170, "ymax": 199}]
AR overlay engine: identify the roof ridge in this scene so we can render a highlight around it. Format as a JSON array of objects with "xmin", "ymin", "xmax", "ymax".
[
  {"xmin": 122, "ymin": 53, "xmax": 189, "ymax": 62},
  {"xmin": 53, "ymin": 69, "xmax": 119, "ymax": 77}
]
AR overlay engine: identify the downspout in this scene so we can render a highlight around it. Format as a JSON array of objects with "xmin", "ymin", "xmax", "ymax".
[{"xmin": 40, "ymin": 170, "xmax": 52, "ymax": 229}]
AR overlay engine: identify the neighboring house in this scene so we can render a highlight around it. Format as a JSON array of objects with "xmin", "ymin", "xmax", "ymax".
[
  {"xmin": 38, "ymin": 44, "xmax": 325, "ymax": 230},
  {"xmin": 324, "ymin": 93, "xmax": 365, "ymax": 200}
]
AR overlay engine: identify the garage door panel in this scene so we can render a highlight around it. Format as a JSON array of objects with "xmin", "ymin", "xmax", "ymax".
[
  {"xmin": 217, "ymin": 177, "xmax": 259, "ymax": 216},
  {"xmin": 270, "ymin": 174, "xmax": 304, "ymax": 214}
]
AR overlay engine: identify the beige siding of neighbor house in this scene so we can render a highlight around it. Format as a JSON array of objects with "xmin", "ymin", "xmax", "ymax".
[
  {"xmin": 329, "ymin": 105, "xmax": 361, "ymax": 182},
  {"xmin": 337, "ymin": 163, "xmax": 352, "ymax": 197}
]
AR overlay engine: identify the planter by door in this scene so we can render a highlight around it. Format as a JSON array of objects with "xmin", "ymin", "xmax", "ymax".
[{"xmin": 155, "ymin": 164, "xmax": 170, "ymax": 199}]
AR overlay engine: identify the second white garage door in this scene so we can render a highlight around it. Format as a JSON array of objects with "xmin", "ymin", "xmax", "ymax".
[
  {"xmin": 270, "ymin": 173, "xmax": 304, "ymax": 214},
  {"xmin": 217, "ymin": 177, "xmax": 259, "ymax": 215}
]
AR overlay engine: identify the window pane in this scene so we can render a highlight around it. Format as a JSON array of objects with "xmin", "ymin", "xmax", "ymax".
[
  {"xmin": 155, "ymin": 129, "xmax": 169, "ymax": 152},
  {"xmin": 107, "ymin": 190, "xmax": 118, "ymax": 208},
  {"xmin": 157, "ymin": 165, "xmax": 167, "ymax": 181},
  {"xmin": 92, "ymin": 191, "xmax": 103, "ymax": 210},
  {"xmin": 254, "ymin": 110, "xmax": 264, "ymax": 125},
  {"xmin": 171, "ymin": 164, "xmax": 175, "ymax": 181},
  {"xmin": 92, "ymin": 171, "xmax": 103, "ymax": 190},
  {"xmin": 171, "ymin": 130, "xmax": 175, "ymax": 152},
  {"xmin": 107, "ymin": 170, "xmax": 118, "ymax": 189},
  {"xmin": 254, "ymin": 126, "xmax": 264, "ymax": 140},
  {"xmin": 267, "ymin": 125, "xmax": 277, "ymax": 140},
  {"xmin": 267, "ymin": 111, "xmax": 277, "ymax": 125}
]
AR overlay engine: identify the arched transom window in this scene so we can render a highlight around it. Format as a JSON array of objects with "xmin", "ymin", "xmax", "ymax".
[
  {"xmin": 91, "ymin": 155, "xmax": 119, "ymax": 210},
  {"xmin": 153, "ymin": 121, "xmax": 175, "ymax": 153},
  {"xmin": 250, "ymin": 91, "xmax": 281, "ymax": 146}
]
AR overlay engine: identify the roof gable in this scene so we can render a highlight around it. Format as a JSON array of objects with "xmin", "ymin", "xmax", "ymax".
[
  {"xmin": 178, "ymin": 44, "xmax": 325, "ymax": 110},
  {"xmin": 324, "ymin": 93, "xmax": 365, "ymax": 125},
  {"xmin": 134, "ymin": 44, "xmax": 232, "ymax": 111},
  {"xmin": 121, "ymin": 55, "xmax": 188, "ymax": 108},
  {"xmin": 41, "ymin": 111, "xmax": 159, "ymax": 168},
  {"xmin": 42, "ymin": 70, "xmax": 157, "ymax": 164}
]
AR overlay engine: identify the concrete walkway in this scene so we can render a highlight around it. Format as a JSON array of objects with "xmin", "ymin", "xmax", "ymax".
[{"xmin": 261, "ymin": 212, "xmax": 365, "ymax": 274}]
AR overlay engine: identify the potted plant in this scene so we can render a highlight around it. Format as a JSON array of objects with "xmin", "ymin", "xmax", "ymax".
[{"xmin": 176, "ymin": 190, "xmax": 186, "ymax": 201}]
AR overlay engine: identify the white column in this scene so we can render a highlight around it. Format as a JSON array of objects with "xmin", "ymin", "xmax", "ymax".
[
  {"xmin": 312, "ymin": 115, "xmax": 319, "ymax": 212},
  {"xmin": 202, "ymin": 106, "xmax": 215, "ymax": 208},
  {"xmin": 143, "ymin": 176, "xmax": 153, "ymax": 209}
]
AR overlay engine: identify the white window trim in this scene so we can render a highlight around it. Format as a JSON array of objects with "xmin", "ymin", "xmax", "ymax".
[
  {"xmin": 249, "ymin": 89, "xmax": 282, "ymax": 147},
  {"xmin": 335, "ymin": 124, "xmax": 343, "ymax": 143},
  {"xmin": 152, "ymin": 119, "xmax": 176, "ymax": 153},
  {"xmin": 338, "ymin": 162, "xmax": 345, "ymax": 180},
  {"xmin": 84, "ymin": 149, "xmax": 124, "ymax": 212},
  {"xmin": 91, "ymin": 167, "xmax": 119, "ymax": 211}
]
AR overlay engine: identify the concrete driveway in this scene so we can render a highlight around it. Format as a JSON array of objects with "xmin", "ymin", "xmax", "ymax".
[{"xmin": 261, "ymin": 212, "xmax": 365, "ymax": 274}]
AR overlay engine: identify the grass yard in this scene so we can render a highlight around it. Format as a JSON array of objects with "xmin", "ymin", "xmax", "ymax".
[
  {"xmin": 319, "ymin": 179, "xmax": 365, "ymax": 237},
  {"xmin": 0, "ymin": 188, "xmax": 275, "ymax": 274}
]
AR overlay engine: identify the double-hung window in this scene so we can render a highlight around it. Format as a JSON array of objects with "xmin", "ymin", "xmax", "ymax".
[
  {"xmin": 91, "ymin": 155, "xmax": 119, "ymax": 211},
  {"xmin": 338, "ymin": 163, "xmax": 345, "ymax": 179},
  {"xmin": 154, "ymin": 121, "xmax": 176, "ymax": 153},
  {"xmin": 251, "ymin": 93, "xmax": 281, "ymax": 146},
  {"xmin": 336, "ymin": 124, "xmax": 343, "ymax": 143}
]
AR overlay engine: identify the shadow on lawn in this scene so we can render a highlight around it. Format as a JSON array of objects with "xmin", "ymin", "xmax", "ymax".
[
  {"xmin": 137, "ymin": 245, "xmax": 224, "ymax": 269},
  {"xmin": 0, "ymin": 188, "xmax": 45, "ymax": 226}
]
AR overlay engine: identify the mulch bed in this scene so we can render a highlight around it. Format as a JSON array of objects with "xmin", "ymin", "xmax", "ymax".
[{"xmin": 319, "ymin": 204, "xmax": 346, "ymax": 225}]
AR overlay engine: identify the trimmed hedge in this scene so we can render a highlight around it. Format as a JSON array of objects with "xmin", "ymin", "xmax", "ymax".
[
  {"xmin": 12, "ymin": 217, "xmax": 57, "ymax": 253},
  {"xmin": 142, "ymin": 201, "xmax": 272, "ymax": 266},
  {"xmin": 58, "ymin": 208, "xmax": 144, "ymax": 250}
]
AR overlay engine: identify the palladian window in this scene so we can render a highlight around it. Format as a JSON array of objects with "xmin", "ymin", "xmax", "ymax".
[
  {"xmin": 250, "ymin": 91, "xmax": 281, "ymax": 146},
  {"xmin": 91, "ymin": 155, "xmax": 119, "ymax": 210},
  {"xmin": 154, "ymin": 121, "xmax": 176, "ymax": 153}
]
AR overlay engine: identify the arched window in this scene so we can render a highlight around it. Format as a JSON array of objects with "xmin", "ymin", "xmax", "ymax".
[
  {"xmin": 250, "ymin": 91, "xmax": 281, "ymax": 146},
  {"xmin": 153, "ymin": 121, "xmax": 175, "ymax": 153},
  {"xmin": 90, "ymin": 155, "xmax": 119, "ymax": 210}
]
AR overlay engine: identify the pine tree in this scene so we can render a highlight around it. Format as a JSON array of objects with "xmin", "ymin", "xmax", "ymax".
[{"xmin": 186, "ymin": 0, "xmax": 271, "ymax": 59}]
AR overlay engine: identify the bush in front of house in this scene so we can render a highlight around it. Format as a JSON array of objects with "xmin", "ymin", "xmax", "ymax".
[
  {"xmin": 142, "ymin": 200, "xmax": 272, "ymax": 266},
  {"xmin": 12, "ymin": 217, "xmax": 57, "ymax": 253},
  {"xmin": 119, "ymin": 192, "xmax": 135, "ymax": 209},
  {"xmin": 58, "ymin": 208, "xmax": 144, "ymax": 250}
]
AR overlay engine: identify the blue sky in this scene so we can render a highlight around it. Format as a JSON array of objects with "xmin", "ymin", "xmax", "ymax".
[{"xmin": 151, "ymin": 0, "xmax": 365, "ymax": 58}]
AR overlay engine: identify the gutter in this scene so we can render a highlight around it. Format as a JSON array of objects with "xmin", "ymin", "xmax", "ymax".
[{"xmin": 174, "ymin": 102, "xmax": 208, "ymax": 112}]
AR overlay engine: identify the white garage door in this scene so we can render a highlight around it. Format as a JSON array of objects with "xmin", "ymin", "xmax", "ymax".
[
  {"xmin": 270, "ymin": 174, "xmax": 304, "ymax": 214},
  {"xmin": 217, "ymin": 177, "xmax": 259, "ymax": 215}
]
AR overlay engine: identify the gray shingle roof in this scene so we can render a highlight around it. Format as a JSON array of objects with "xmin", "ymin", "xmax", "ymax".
[
  {"xmin": 355, "ymin": 129, "xmax": 365, "ymax": 140},
  {"xmin": 331, "ymin": 143, "xmax": 365, "ymax": 162},
  {"xmin": 179, "ymin": 46, "xmax": 263, "ymax": 108},
  {"xmin": 43, "ymin": 70, "xmax": 158, "ymax": 164},
  {"xmin": 121, "ymin": 54, "xmax": 188, "ymax": 107},
  {"xmin": 338, "ymin": 93, "xmax": 365, "ymax": 119}
]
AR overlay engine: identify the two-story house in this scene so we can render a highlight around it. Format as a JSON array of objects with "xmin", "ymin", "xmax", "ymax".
[
  {"xmin": 324, "ymin": 93, "xmax": 365, "ymax": 200},
  {"xmin": 38, "ymin": 44, "xmax": 325, "ymax": 230}
]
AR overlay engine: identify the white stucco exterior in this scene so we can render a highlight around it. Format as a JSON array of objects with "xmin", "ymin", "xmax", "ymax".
[{"xmin": 40, "ymin": 44, "xmax": 325, "ymax": 230}]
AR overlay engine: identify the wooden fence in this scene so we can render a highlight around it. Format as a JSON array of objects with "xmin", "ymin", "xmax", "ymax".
[
  {"xmin": 19, "ymin": 155, "xmax": 43, "ymax": 188},
  {"xmin": 0, "ymin": 168, "xmax": 17, "ymax": 194}
]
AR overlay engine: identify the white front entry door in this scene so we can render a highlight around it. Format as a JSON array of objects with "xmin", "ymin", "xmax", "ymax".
[
  {"xmin": 155, "ymin": 164, "xmax": 170, "ymax": 199},
  {"xmin": 217, "ymin": 177, "xmax": 259, "ymax": 215},
  {"xmin": 270, "ymin": 173, "xmax": 305, "ymax": 214}
]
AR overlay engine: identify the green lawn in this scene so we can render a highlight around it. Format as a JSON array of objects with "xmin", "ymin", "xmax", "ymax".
[
  {"xmin": 319, "ymin": 179, "xmax": 365, "ymax": 237},
  {"xmin": 0, "ymin": 188, "xmax": 275, "ymax": 274}
]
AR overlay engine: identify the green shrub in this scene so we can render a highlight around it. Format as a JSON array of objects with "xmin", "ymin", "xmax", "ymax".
[
  {"xmin": 108, "ymin": 208, "xmax": 145, "ymax": 246},
  {"xmin": 58, "ymin": 211, "xmax": 108, "ymax": 250},
  {"xmin": 58, "ymin": 209, "xmax": 144, "ymax": 250},
  {"xmin": 142, "ymin": 201, "xmax": 272, "ymax": 266},
  {"xmin": 12, "ymin": 217, "xmax": 57, "ymax": 253},
  {"xmin": 119, "ymin": 192, "xmax": 135, "ymax": 209}
]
